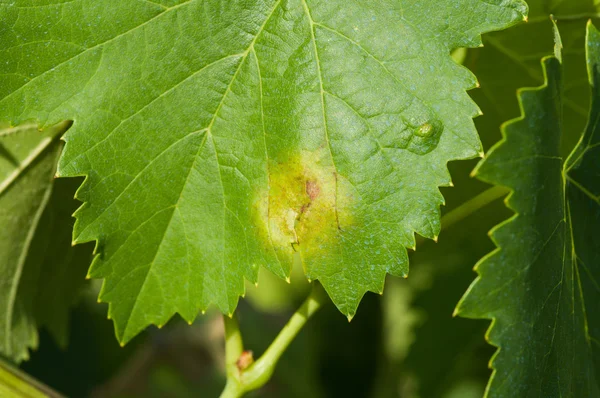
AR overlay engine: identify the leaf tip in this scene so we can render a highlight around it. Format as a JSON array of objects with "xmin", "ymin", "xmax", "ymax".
[
  {"xmin": 433, "ymin": 235, "xmax": 439, "ymax": 243},
  {"xmin": 551, "ymin": 17, "xmax": 563, "ymax": 62},
  {"xmin": 347, "ymin": 314, "xmax": 354, "ymax": 322},
  {"xmin": 452, "ymin": 307, "xmax": 460, "ymax": 317},
  {"xmin": 285, "ymin": 276, "xmax": 291, "ymax": 284}
]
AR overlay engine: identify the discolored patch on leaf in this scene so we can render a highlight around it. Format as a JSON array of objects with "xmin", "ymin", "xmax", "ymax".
[{"xmin": 253, "ymin": 150, "xmax": 355, "ymax": 274}]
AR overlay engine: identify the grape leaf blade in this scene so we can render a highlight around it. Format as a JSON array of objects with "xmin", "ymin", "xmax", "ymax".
[
  {"xmin": 457, "ymin": 22, "xmax": 600, "ymax": 397},
  {"xmin": 0, "ymin": 0, "xmax": 526, "ymax": 343}
]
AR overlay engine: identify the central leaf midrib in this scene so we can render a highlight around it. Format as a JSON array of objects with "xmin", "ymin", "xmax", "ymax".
[
  {"xmin": 77, "ymin": 1, "xmax": 284, "ymax": 242},
  {"xmin": 111, "ymin": 0, "xmax": 287, "ymax": 330},
  {"xmin": 200, "ymin": 0, "xmax": 284, "ymax": 307},
  {"xmin": 301, "ymin": 0, "xmax": 340, "ymax": 236},
  {"xmin": 252, "ymin": 47, "xmax": 286, "ymax": 275}
]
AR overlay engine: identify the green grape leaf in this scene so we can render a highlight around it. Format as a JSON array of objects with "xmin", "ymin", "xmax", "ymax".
[
  {"xmin": 0, "ymin": 0, "xmax": 526, "ymax": 344},
  {"xmin": 457, "ymin": 22, "xmax": 600, "ymax": 397},
  {"xmin": 0, "ymin": 121, "xmax": 92, "ymax": 363}
]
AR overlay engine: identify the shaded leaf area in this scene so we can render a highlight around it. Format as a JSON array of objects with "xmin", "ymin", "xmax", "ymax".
[
  {"xmin": 402, "ymin": 203, "xmax": 511, "ymax": 398},
  {"xmin": 457, "ymin": 23, "xmax": 600, "ymax": 397},
  {"xmin": 0, "ymin": 122, "xmax": 92, "ymax": 363},
  {"xmin": 20, "ymin": 292, "xmax": 148, "ymax": 398},
  {"xmin": 369, "ymin": 186, "xmax": 511, "ymax": 398},
  {"xmin": 442, "ymin": 0, "xmax": 599, "ymax": 228},
  {"xmin": 403, "ymin": 12, "xmax": 592, "ymax": 391},
  {"xmin": 0, "ymin": 0, "xmax": 526, "ymax": 343},
  {"xmin": 442, "ymin": 0, "xmax": 600, "ymax": 245},
  {"xmin": 399, "ymin": 9, "xmax": 600, "ymax": 393},
  {"xmin": 466, "ymin": 0, "xmax": 600, "ymax": 157}
]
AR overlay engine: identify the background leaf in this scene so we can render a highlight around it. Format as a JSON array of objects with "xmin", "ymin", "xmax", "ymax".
[
  {"xmin": 0, "ymin": 0, "xmax": 527, "ymax": 343},
  {"xmin": 0, "ymin": 122, "xmax": 92, "ymax": 363},
  {"xmin": 457, "ymin": 22, "xmax": 600, "ymax": 397},
  {"xmin": 465, "ymin": 0, "xmax": 600, "ymax": 156}
]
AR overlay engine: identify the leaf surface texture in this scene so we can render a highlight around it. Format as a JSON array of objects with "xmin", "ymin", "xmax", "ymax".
[{"xmin": 0, "ymin": 0, "xmax": 526, "ymax": 342}]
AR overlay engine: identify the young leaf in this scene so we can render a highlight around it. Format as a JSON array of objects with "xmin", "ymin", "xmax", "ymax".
[
  {"xmin": 457, "ymin": 22, "xmax": 600, "ymax": 396},
  {"xmin": 0, "ymin": 0, "xmax": 526, "ymax": 343},
  {"xmin": 0, "ymin": 122, "xmax": 92, "ymax": 363}
]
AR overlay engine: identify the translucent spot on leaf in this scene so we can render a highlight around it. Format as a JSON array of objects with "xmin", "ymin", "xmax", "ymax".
[
  {"xmin": 406, "ymin": 118, "xmax": 444, "ymax": 155},
  {"xmin": 371, "ymin": 107, "xmax": 444, "ymax": 155},
  {"xmin": 415, "ymin": 122, "xmax": 434, "ymax": 137}
]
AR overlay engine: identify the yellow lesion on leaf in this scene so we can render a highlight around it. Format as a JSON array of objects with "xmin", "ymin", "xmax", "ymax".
[{"xmin": 253, "ymin": 150, "xmax": 355, "ymax": 272}]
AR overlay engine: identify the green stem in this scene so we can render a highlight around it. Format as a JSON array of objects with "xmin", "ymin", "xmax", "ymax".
[
  {"xmin": 221, "ymin": 314, "xmax": 245, "ymax": 398},
  {"xmin": 224, "ymin": 315, "xmax": 244, "ymax": 372},
  {"xmin": 414, "ymin": 185, "xmax": 509, "ymax": 247},
  {"xmin": 220, "ymin": 283, "xmax": 328, "ymax": 398},
  {"xmin": 220, "ymin": 378, "xmax": 243, "ymax": 398},
  {"xmin": 440, "ymin": 185, "xmax": 509, "ymax": 231}
]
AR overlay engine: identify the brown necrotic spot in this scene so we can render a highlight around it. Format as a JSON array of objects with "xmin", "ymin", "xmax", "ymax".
[
  {"xmin": 306, "ymin": 180, "xmax": 320, "ymax": 201},
  {"xmin": 252, "ymin": 151, "xmax": 354, "ymax": 268}
]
